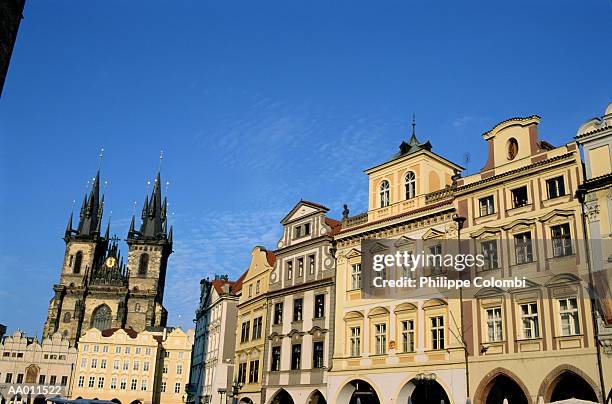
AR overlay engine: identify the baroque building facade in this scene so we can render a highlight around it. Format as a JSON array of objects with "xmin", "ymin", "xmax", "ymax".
[
  {"xmin": 188, "ymin": 276, "xmax": 240, "ymax": 404},
  {"xmin": 263, "ymin": 201, "xmax": 340, "ymax": 404},
  {"xmin": 42, "ymin": 169, "xmax": 173, "ymax": 346},
  {"xmin": 70, "ymin": 327, "xmax": 193, "ymax": 404},
  {"xmin": 233, "ymin": 247, "xmax": 275, "ymax": 404},
  {"xmin": 328, "ymin": 130, "xmax": 468, "ymax": 404},
  {"xmin": 0, "ymin": 330, "xmax": 77, "ymax": 404}
]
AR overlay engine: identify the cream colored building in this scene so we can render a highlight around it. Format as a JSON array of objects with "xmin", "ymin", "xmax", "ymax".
[
  {"xmin": 70, "ymin": 327, "xmax": 193, "ymax": 404},
  {"xmin": 328, "ymin": 131, "xmax": 468, "ymax": 404},
  {"xmin": 233, "ymin": 247, "xmax": 275, "ymax": 404},
  {"xmin": 0, "ymin": 330, "xmax": 77, "ymax": 404},
  {"xmin": 576, "ymin": 101, "xmax": 612, "ymax": 402},
  {"xmin": 452, "ymin": 115, "xmax": 605, "ymax": 403}
]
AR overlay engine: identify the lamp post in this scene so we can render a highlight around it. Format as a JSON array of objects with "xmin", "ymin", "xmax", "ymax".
[
  {"xmin": 228, "ymin": 381, "xmax": 243, "ymax": 404},
  {"xmin": 452, "ymin": 213, "xmax": 469, "ymax": 401},
  {"xmin": 217, "ymin": 388, "xmax": 227, "ymax": 403},
  {"xmin": 414, "ymin": 372, "xmax": 438, "ymax": 403}
]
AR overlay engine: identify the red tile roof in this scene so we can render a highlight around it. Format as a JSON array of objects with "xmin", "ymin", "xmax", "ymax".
[
  {"xmin": 266, "ymin": 250, "xmax": 277, "ymax": 266},
  {"xmin": 301, "ymin": 200, "xmax": 329, "ymax": 211},
  {"xmin": 101, "ymin": 328, "xmax": 138, "ymax": 339},
  {"xmin": 231, "ymin": 271, "xmax": 247, "ymax": 293},
  {"xmin": 211, "ymin": 279, "xmax": 235, "ymax": 295},
  {"xmin": 325, "ymin": 217, "xmax": 342, "ymax": 236}
]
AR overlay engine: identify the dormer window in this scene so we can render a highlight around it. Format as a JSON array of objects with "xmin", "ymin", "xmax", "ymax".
[
  {"xmin": 293, "ymin": 223, "xmax": 311, "ymax": 239},
  {"xmin": 380, "ymin": 180, "xmax": 390, "ymax": 208},
  {"xmin": 405, "ymin": 172, "xmax": 416, "ymax": 199},
  {"xmin": 507, "ymin": 138, "xmax": 519, "ymax": 160}
]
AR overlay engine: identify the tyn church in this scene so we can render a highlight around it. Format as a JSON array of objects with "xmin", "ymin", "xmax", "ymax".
[{"xmin": 42, "ymin": 168, "xmax": 173, "ymax": 346}]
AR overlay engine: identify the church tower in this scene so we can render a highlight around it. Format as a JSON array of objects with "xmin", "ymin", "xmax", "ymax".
[
  {"xmin": 43, "ymin": 164, "xmax": 173, "ymax": 346},
  {"xmin": 125, "ymin": 170, "xmax": 173, "ymax": 330}
]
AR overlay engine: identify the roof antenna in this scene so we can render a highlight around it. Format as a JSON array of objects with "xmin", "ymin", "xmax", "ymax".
[
  {"xmin": 158, "ymin": 150, "xmax": 164, "ymax": 172},
  {"xmin": 132, "ymin": 201, "xmax": 137, "ymax": 216},
  {"xmin": 412, "ymin": 114, "xmax": 416, "ymax": 136}
]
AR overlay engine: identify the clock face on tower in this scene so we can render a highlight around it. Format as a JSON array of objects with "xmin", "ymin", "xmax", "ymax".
[{"xmin": 105, "ymin": 257, "xmax": 116, "ymax": 268}]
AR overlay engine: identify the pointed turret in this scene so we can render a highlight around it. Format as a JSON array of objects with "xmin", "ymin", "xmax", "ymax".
[
  {"xmin": 64, "ymin": 211, "xmax": 74, "ymax": 241},
  {"xmin": 168, "ymin": 225, "xmax": 173, "ymax": 243},
  {"xmin": 127, "ymin": 215, "xmax": 136, "ymax": 239},
  {"xmin": 76, "ymin": 170, "xmax": 104, "ymax": 239},
  {"xmin": 129, "ymin": 169, "xmax": 169, "ymax": 243},
  {"xmin": 104, "ymin": 220, "xmax": 110, "ymax": 240}
]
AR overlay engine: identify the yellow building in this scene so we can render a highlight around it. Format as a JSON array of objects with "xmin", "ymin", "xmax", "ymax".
[
  {"xmin": 576, "ymin": 101, "xmax": 612, "ymax": 402},
  {"xmin": 70, "ymin": 327, "xmax": 193, "ymax": 404},
  {"xmin": 328, "ymin": 130, "xmax": 469, "ymax": 404},
  {"xmin": 233, "ymin": 246, "xmax": 275, "ymax": 404},
  {"xmin": 452, "ymin": 115, "xmax": 604, "ymax": 403}
]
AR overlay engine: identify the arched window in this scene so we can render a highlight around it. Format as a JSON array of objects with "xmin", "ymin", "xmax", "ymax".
[
  {"xmin": 138, "ymin": 254, "xmax": 149, "ymax": 276},
  {"xmin": 91, "ymin": 305, "xmax": 112, "ymax": 331},
  {"xmin": 63, "ymin": 312, "xmax": 71, "ymax": 323},
  {"xmin": 25, "ymin": 364, "xmax": 39, "ymax": 384},
  {"xmin": 379, "ymin": 180, "xmax": 390, "ymax": 208},
  {"xmin": 73, "ymin": 251, "xmax": 83, "ymax": 274},
  {"xmin": 405, "ymin": 171, "xmax": 416, "ymax": 199}
]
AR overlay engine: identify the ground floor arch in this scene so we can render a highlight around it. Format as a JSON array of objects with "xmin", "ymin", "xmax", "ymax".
[
  {"xmin": 239, "ymin": 398, "xmax": 254, "ymax": 404},
  {"xmin": 111, "ymin": 399, "xmax": 122, "ymax": 404},
  {"xmin": 397, "ymin": 378, "xmax": 450, "ymax": 404},
  {"xmin": 32, "ymin": 396, "xmax": 46, "ymax": 404},
  {"xmin": 307, "ymin": 389, "xmax": 326, "ymax": 404},
  {"xmin": 269, "ymin": 389, "xmax": 295, "ymax": 404},
  {"xmin": 539, "ymin": 365, "xmax": 599, "ymax": 403},
  {"xmin": 337, "ymin": 379, "xmax": 381, "ymax": 404},
  {"xmin": 483, "ymin": 375, "xmax": 528, "ymax": 404}
]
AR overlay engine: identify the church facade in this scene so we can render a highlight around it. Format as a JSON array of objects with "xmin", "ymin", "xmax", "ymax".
[{"xmin": 42, "ymin": 169, "xmax": 173, "ymax": 346}]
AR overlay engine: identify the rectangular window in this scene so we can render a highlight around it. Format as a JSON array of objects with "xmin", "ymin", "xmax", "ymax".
[
  {"xmin": 351, "ymin": 264, "xmax": 362, "ymax": 290},
  {"xmin": 313, "ymin": 341, "xmax": 324, "ymax": 368},
  {"xmin": 88, "ymin": 376, "xmax": 94, "ymax": 388},
  {"xmin": 309, "ymin": 254, "xmax": 315, "ymax": 274},
  {"xmin": 130, "ymin": 379, "xmax": 137, "ymax": 390},
  {"xmin": 271, "ymin": 346, "xmax": 281, "ymax": 371},
  {"xmin": 5, "ymin": 373, "xmax": 13, "ymax": 383},
  {"xmin": 552, "ymin": 223, "xmax": 572, "ymax": 257},
  {"xmin": 61, "ymin": 376, "xmax": 68, "ymax": 386},
  {"xmin": 120, "ymin": 378, "xmax": 126, "ymax": 390},
  {"xmin": 274, "ymin": 302, "xmax": 283, "ymax": 325},
  {"xmin": 176, "ymin": 364, "xmax": 183, "ymax": 375},
  {"xmin": 115, "ymin": 346, "xmax": 121, "ymax": 354},
  {"xmin": 77, "ymin": 375, "xmax": 84, "ymax": 387},
  {"xmin": 98, "ymin": 377, "xmax": 104, "ymax": 389},
  {"xmin": 559, "ymin": 298, "xmax": 580, "ymax": 336},
  {"xmin": 314, "ymin": 294, "xmax": 325, "ymax": 318},
  {"xmin": 256, "ymin": 280, "xmax": 260, "ymax": 294},
  {"xmin": 291, "ymin": 344, "xmax": 301, "ymax": 370},
  {"xmin": 164, "ymin": 351, "xmax": 170, "ymax": 358},
  {"xmin": 248, "ymin": 284, "xmax": 253, "ymax": 297},
  {"xmin": 295, "ymin": 225, "xmax": 302, "ymax": 239},
  {"xmin": 91, "ymin": 358, "xmax": 97, "ymax": 368},
  {"xmin": 16, "ymin": 374, "xmax": 23, "ymax": 384},
  {"xmin": 287, "ymin": 261, "xmax": 293, "ymax": 279},
  {"xmin": 429, "ymin": 244, "xmax": 443, "ymax": 273},
  {"xmin": 401, "ymin": 320, "xmax": 415, "ymax": 352},
  {"xmin": 293, "ymin": 298, "xmax": 303, "ymax": 321},
  {"xmin": 174, "ymin": 382, "xmax": 181, "ymax": 394},
  {"xmin": 93, "ymin": 345, "xmax": 99, "ymax": 353},
  {"xmin": 135, "ymin": 346, "xmax": 141, "ymax": 355},
  {"xmin": 163, "ymin": 366, "xmax": 168, "ymax": 374},
  {"xmin": 241, "ymin": 321, "xmax": 250, "ymax": 343},
  {"xmin": 546, "ymin": 176, "xmax": 566, "ymax": 199},
  {"xmin": 511, "ymin": 186, "xmax": 529, "ymax": 208},
  {"xmin": 123, "ymin": 360, "xmax": 129, "ymax": 371},
  {"xmin": 237, "ymin": 363, "xmax": 247, "ymax": 384},
  {"xmin": 125, "ymin": 346, "xmax": 131, "ymax": 354},
  {"xmin": 297, "ymin": 257, "xmax": 304, "ymax": 277},
  {"xmin": 82, "ymin": 344, "xmax": 88, "ymax": 352},
  {"xmin": 160, "ymin": 381, "xmax": 166, "ymax": 392},
  {"xmin": 481, "ymin": 240, "xmax": 499, "ymax": 270},
  {"xmin": 141, "ymin": 379, "xmax": 147, "ymax": 391},
  {"xmin": 349, "ymin": 327, "xmax": 361, "ymax": 357},
  {"xmin": 102, "ymin": 345, "xmax": 109, "ymax": 353},
  {"xmin": 113, "ymin": 360, "xmax": 119, "ymax": 370},
  {"xmin": 248, "ymin": 360, "xmax": 259, "ymax": 383},
  {"xmin": 375, "ymin": 323, "xmax": 387, "ymax": 355},
  {"xmin": 521, "ymin": 303, "xmax": 540, "ymax": 339},
  {"xmin": 100, "ymin": 359, "xmax": 106, "ymax": 369},
  {"xmin": 479, "ymin": 195, "xmax": 495, "ymax": 216},
  {"xmin": 514, "ymin": 232, "xmax": 533, "ymax": 264},
  {"xmin": 143, "ymin": 361, "xmax": 150, "ymax": 371},
  {"xmin": 252, "ymin": 317, "xmax": 263, "ymax": 340},
  {"xmin": 81, "ymin": 358, "xmax": 87, "ymax": 368},
  {"xmin": 486, "ymin": 307, "xmax": 503, "ymax": 342},
  {"xmin": 304, "ymin": 223, "xmax": 311, "ymax": 236},
  {"xmin": 431, "ymin": 316, "xmax": 445, "ymax": 350},
  {"xmin": 110, "ymin": 377, "xmax": 117, "ymax": 390},
  {"xmin": 145, "ymin": 347, "xmax": 151, "ymax": 355}
]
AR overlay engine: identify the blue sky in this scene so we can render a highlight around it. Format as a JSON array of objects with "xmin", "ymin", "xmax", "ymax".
[{"xmin": 0, "ymin": 1, "xmax": 610, "ymax": 336}]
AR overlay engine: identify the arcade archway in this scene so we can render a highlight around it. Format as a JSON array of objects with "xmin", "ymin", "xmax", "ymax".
[
  {"xmin": 548, "ymin": 371, "xmax": 598, "ymax": 402},
  {"xmin": 338, "ymin": 379, "xmax": 380, "ymax": 404},
  {"xmin": 307, "ymin": 389, "xmax": 326, "ymax": 404},
  {"xmin": 269, "ymin": 389, "xmax": 295, "ymax": 404}
]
